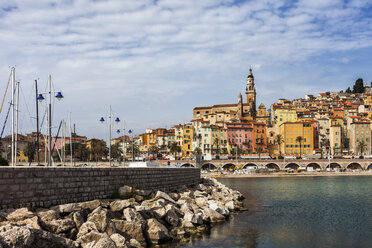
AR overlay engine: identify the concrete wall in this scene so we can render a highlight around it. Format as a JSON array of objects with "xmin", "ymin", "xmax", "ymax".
[{"xmin": 0, "ymin": 167, "xmax": 200, "ymax": 210}]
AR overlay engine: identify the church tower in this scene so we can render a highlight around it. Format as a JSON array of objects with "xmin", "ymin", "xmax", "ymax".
[
  {"xmin": 237, "ymin": 93, "xmax": 243, "ymax": 118},
  {"xmin": 245, "ymin": 68, "xmax": 256, "ymax": 117}
]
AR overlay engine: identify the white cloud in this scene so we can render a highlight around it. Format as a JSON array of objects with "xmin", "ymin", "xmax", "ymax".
[{"xmin": 0, "ymin": 0, "xmax": 372, "ymax": 139}]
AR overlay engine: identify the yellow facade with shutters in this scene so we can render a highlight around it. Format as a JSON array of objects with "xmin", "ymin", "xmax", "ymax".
[
  {"xmin": 275, "ymin": 108, "xmax": 297, "ymax": 128},
  {"xmin": 280, "ymin": 121, "xmax": 314, "ymax": 156},
  {"xmin": 182, "ymin": 124, "xmax": 194, "ymax": 158}
]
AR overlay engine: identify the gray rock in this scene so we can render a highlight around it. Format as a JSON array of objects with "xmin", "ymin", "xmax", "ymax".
[
  {"xmin": 76, "ymin": 221, "xmax": 98, "ymax": 240},
  {"xmin": 168, "ymin": 193, "xmax": 180, "ymax": 201},
  {"xmin": 110, "ymin": 233, "xmax": 126, "ymax": 248},
  {"xmin": 145, "ymin": 218, "xmax": 171, "ymax": 244},
  {"xmin": 134, "ymin": 206, "xmax": 154, "ymax": 219},
  {"xmin": 77, "ymin": 231, "xmax": 103, "ymax": 248},
  {"xmin": 165, "ymin": 204, "xmax": 184, "ymax": 217},
  {"xmin": 87, "ymin": 207, "xmax": 109, "ymax": 232},
  {"xmin": 110, "ymin": 200, "xmax": 132, "ymax": 212},
  {"xmin": 6, "ymin": 208, "xmax": 34, "ymax": 222},
  {"xmin": 112, "ymin": 220, "xmax": 146, "ymax": 246},
  {"xmin": 152, "ymin": 207, "xmax": 166, "ymax": 220},
  {"xmin": 208, "ymin": 201, "xmax": 229, "ymax": 216},
  {"xmin": 155, "ymin": 191, "xmax": 176, "ymax": 204},
  {"xmin": 195, "ymin": 197, "xmax": 208, "ymax": 208},
  {"xmin": 20, "ymin": 216, "xmax": 41, "ymax": 230},
  {"xmin": 119, "ymin": 185, "xmax": 133, "ymax": 198},
  {"xmin": 51, "ymin": 203, "xmax": 81, "ymax": 214},
  {"xmin": 123, "ymin": 208, "xmax": 146, "ymax": 227},
  {"xmin": 225, "ymin": 201, "xmax": 236, "ymax": 211},
  {"xmin": 73, "ymin": 211, "xmax": 85, "ymax": 229},
  {"xmin": 164, "ymin": 209, "xmax": 180, "ymax": 227},
  {"xmin": 92, "ymin": 234, "xmax": 117, "ymax": 248},
  {"xmin": 79, "ymin": 200, "xmax": 101, "ymax": 211},
  {"xmin": 44, "ymin": 218, "xmax": 75, "ymax": 234},
  {"xmin": 202, "ymin": 208, "xmax": 225, "ymax": 222},
  {"xmin": 183, "ymin": 212, "xmax": 202, "ymax": 225},
  {"xmin": 135, "ymin": 189, "xmax": 152, "ymax": 197},
  {"xmin": 0, "ymin": 224, "xmax": 79, "ymax": 248},
  {"xmin": 129, "ymin": 238, "xmax": 143, "ymax": 248},
  {"xmin": 36, "ymin": 209, "xmax": 60, "ymax": 222}
]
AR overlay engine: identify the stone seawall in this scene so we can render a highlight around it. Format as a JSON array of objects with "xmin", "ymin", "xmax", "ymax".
[{"xmin": 0, "ymin": 167, "xmax": 200, "ymax": 210}]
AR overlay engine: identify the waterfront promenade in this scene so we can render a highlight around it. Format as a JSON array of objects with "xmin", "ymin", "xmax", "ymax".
[{"xmin": 11, "ymin": 158, "xmax": 372, "ymax": 170}]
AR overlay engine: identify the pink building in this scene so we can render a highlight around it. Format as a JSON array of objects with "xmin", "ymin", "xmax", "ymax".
[{"xmin": 225, "ymin": 122, "xmax": 253, "ymax": 153}]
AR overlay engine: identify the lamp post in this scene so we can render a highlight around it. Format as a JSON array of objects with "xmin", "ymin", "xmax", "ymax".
[
  {"xmin": 128, "ymin": 129, "xmax": 134, "ymax": 162},
  {"xmin": 116, "ymin": 123, "xmax": 126, "ymax": 166},
  {"xmin": 37, "ymin": 75, "xmax": 63, "ymax": 166},
  {"xmin": 100, "ymin": 105, "xmax": 119, "ymax": 167}
]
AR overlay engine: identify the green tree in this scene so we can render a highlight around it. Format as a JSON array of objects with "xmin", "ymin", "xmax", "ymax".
[
  {"xmin": 346, "ymin": 87, "xmax": 352, "ymax": 93},
  {"xmin": 23, "ymin": 142, "xmax": 35, "ymax": 162},
  {"xmin": 88, "ymin": 139, "xmax": 106, "ymax": 162},
  {"xmin": 357, "ymin": 140, "xmax": 367, "ymax": 158},
  {"xmin": 149, "ymin": 144, "xmax": 159, "ymax": 159},
  {"xmin": 110, "ymin": 143, "xmax": 121, "ymax": 160},
  {"xmin": 274, "ymin": 134, "xmax": 284, "ymax": 156},
  {"xmin": 169, "ymin": 142, "xmax": 181, "ymax": 158},
  {"xmin": 65, "ymin": 143, "xmax": 89, "ymax": 161},
  {"xmin": 353, "ymin": 78, "xmax": 364, "ymax": 93},
  {"xmin": 296, "ymin": 136, "xmax": 303, "ymax": 158},
  {"xmin": 193, "ymin": 147, "xmax": 202, "ymax": 155}
]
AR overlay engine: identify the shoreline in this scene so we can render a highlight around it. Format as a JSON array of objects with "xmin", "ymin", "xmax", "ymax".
[{"xmin": 204, "ymin": 171, "xmax": 372, "ymax": 178}]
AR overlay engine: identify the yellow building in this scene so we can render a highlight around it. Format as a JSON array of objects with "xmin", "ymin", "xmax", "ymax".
[
  {"xmin": 273, "ymin": 107, "xmax": 297, "ymax": 128},
  {"xmin": 280, "ymin": 121, "xmax": 315, "ymax": 156},
  {"xmin": 182, "ymin": 124, "xmax": 193, "ymax": 158}
]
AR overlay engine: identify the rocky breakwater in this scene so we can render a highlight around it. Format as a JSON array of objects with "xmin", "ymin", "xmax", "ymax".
[{"xmin": 0, "ymin": 178, "xmax": 245, "ymax": 248}]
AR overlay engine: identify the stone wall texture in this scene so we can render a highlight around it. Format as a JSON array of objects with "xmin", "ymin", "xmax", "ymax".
[{"xmin": 0, "ymin": 167, "xmax": 200, "ymax": 210}]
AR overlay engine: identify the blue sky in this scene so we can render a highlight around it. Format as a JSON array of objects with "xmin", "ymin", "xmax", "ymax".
[{"xmin": 0, "ymin": 0, "xmax": 372, "ymax": 140}]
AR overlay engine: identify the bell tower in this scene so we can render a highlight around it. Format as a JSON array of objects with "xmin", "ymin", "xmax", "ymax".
[{"xmin": 245, "ymin": 68, "xmax": 256, "ymax": 117}]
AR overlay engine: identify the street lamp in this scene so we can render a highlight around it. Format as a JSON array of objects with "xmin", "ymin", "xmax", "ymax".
[
  {"xmin": 37, "ymin": 75, "xmax": 63, "ymax": 166},
  {"xmin": 116, "ymin": 122, "xmax": 126, "ymax": 166},
  {"xmin": 99, "ymin": 105, "xmax": 119, "ymax": 167}
]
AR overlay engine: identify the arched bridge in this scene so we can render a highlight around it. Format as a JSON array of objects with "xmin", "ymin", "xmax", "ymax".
[{"xmin": 158, "ymin": 159, "xmax": 372, "ymax": 171}]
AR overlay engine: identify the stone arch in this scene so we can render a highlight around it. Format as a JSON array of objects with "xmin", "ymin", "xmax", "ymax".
[
  {"xmin": 347, "ymin": 163, "xmax": 362, "ymax": 170},
  {"xmin": 243, "ymin": 163, "xmax": 257, "ymax": 169},
  {"xmin": 202, "ymin": 163, "xmax": 217, "ymax": 171},
  {"xmin": 367, "ymin": 164, "xmax": 372, "ymax": 170},
  {"xmin": 328, "ymin": 163, "xmax": 341, "ymax": 169},
  {"xmin": 181, "ymin": 163, "xmax": 194, "ymax": 168},
  {"xmin": 285, "ymin": 163, "xmax": 299, "ymax": 170},
  {"xmin": 307, "ymin": 163, "xmax": 320, "ymax": 169},
  {"xmin": 223, "ymin": 163, "xmax": 235, "ymax": 170},
  {"xmin": 266, "ymin": 163, "xmax": 280, "ymax": 171}
]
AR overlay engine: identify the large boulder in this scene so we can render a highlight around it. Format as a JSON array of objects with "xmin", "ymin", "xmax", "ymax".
[
  {"xmin": 110, "ymin": 233, "xmax": 126, "ymax": 248},
  {"xmin": 183, "ymin": 212, "xmax": 203, "ymax": 225},
  {"xmin": 36, "ymin": 209, "xmax": 60, "ymax": 222},
  {"xmin": 134, "ymin": 206, "xmax": 154, "ymax": 219},
  {"xmin": 79, "ymin": 200, "xmax": 101, "ymax": 211},
  {"xmin": 164, "ymin": 208, "xmax": 180, "ymax": 227},
  {"xmin": 91, "ymin": 234, "xmax": 117, "ymax": 248},
  {"xmin": 152, "ymin": 207, "xmax": 166, "ymax": 220},
  {"xmin": 43, "ymin": 219, "xmax": 75, "ymax": 234},
  {"xmin": 87, "ymin": 207, "xmax": 109, "ymax": 232},
  {"xmin": 195, "ymin": 197, "xmax": 208, "ymax": 208},
  {"xmin": 118, "ymin": 186, "xmax": 132, "ymax": 198},
  {"xmin": 6, "ymin": 208, "xmax": 34, "ymax": 222},
  {"xmin": 225, "ymin": 201, "xmax": 237, "ymax": 211},
  {"xmin": 145, "ymin": 218, "xmax": 171, "ymax": 244},
  {"xmin": 155, "ymin": 191, "xmax": 176, "ymax": 204},
  {"xmin": 208, "ymin": 201, "xmax": 229, "ymax": 216},
  {"xmin": 73, "ymin": 211, "xmax": 85, "ymax": 229},
  {"xmin": 0, "ymin": 224, "xmax": 79, "ymax": 248},
  {"xmin": 202, "ymin": 208, "xmax": 225, "ymax": 223},
  {"xmin": 51, "ymin": 203, "xmax": 81, "ymax": 214},
  {"xmin": 110, "ymin": 199, "xmax": 133, "ymax": 212},
  {"xmin": 76, "ymin": 221, "xmax": 98, "ymax": 240},
  {"xmin": 112, "ymin": 220, "xmax": 146, "ymax": 246},
  {"xmin": 123, "ymin": 208, "xmax": 146, "ymax": 227},
  {"xmin": 76, "ymin": 231, "xmax": 103, "ymax": 248},
  {"xmin": 19, "ymin": 216, "xmax": 41, "ymax": 230}
]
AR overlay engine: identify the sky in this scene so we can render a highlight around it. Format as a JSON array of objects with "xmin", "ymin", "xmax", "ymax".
[{"xmin": 0, "ymin": 0, "xmax": 372, "ymax": 140}]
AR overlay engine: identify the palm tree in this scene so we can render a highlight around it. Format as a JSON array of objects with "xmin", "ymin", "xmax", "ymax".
[
  {"xmin": 296, "ymin": 136, "xmax": 303, "ymax": 158},
  {"xmin": 169, "ymin": 142, "xmax": 181, "ymax": 159},
  {"xmin": 193, "ymin": 147, "xmax": 202, "ymax": 155},
  {"xmin": 274, "ymin": 134, "xmax": 283, "ymax": 157},
  {"xmin": 149, "ymin": 144, "xmax": 159, "ymax": 160},
  {"xmin": 357, "ymin": 140, "xmax": 367, "ymax": 158}
]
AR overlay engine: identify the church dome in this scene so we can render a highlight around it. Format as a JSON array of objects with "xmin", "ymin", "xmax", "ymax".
[{"xmin": 259, "ymin": 103, "xmax": 266, "ymax": 109}]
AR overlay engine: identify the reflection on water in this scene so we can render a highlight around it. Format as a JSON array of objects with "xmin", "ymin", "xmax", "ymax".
[{"xmin": 169, "ymin": 176, "xmax": 372, "ymax": 248}]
